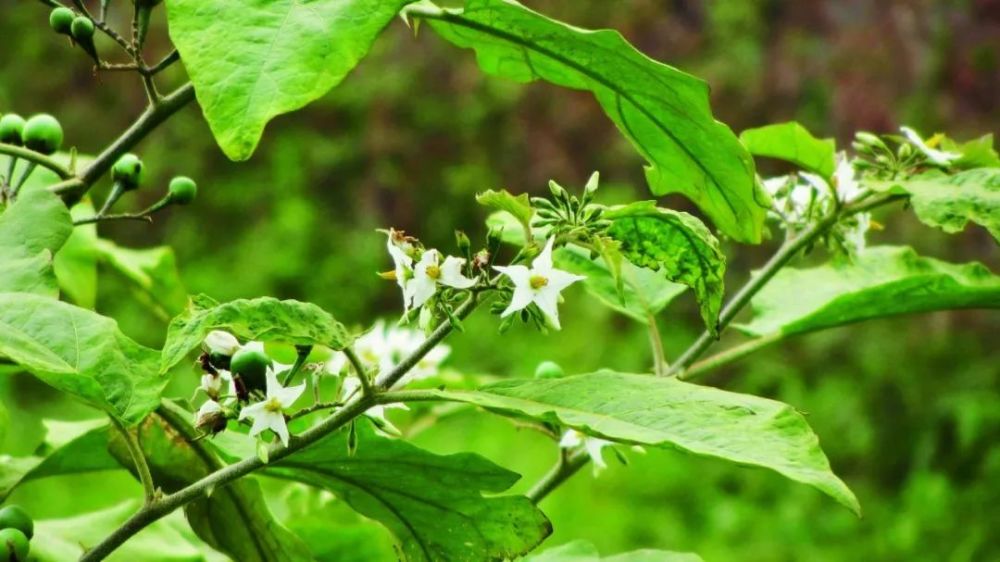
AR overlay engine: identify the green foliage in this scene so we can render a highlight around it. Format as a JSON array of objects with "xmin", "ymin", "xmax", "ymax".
[
  {"xmin": 0, "ymin": 189, "xmax": 71, "ymax": 296},
  {"xmin": 476, "ymin": 188, "xmax": 534, "ymax": 243},
  {"xmin": 164, "ymin": 0, "xmax": 412, "ymax": 160},
  {"xmin": 421, "ymin": 371, "xmax": 860, "ymax": 514},
  {"xmin": 54, "ymin": 202, "xmax": 98, "ymax": 308},
  {"xmin": 872, "ymin": 168, "xmax": 1000, "ymax": 242},
  {"xmin": 95, "ymin": 239, "xmax": 187, "ymax": 318},
  {"xmin": 414, "ymin": 0, "xmax": 767, "ymax": 243},
  {"xmin": 160, "ymin": 295, "xmax": 352, "ymax": 373},
  {"xmin": 0, "ymin": 423, "xmax": 116, "ymax": 502},
  {"xmin": 0, "ymin": 293, "xmax": 166, "ymax": 425},
  {"xmin": 738, "ymin": 246, "xmax": 1000, "ymax": 337},
  {"xmin": 237, "ymin": 422, "xmax": 551, "ymax": 561},
  {"xmin": 524, "ymin": 540, "xmax": 703, "ymax": 562},
  {"xmin": 740, "ymin": 121, "xmax": 836, "ymax": 178},
  {"xmin": 604, "ymin": 202, "xmax": 725, "ymax": 333}
]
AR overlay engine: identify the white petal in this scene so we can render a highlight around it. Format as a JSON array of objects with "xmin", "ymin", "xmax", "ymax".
[
  {"xmin": 833, "ymin": 154, "xmax": 861, "ymax": 203},
  {"xmin": 270, "ymin": 413, "xmax": 291, "ymax": 446},
  {"xmin": 325, "ymin": 352, "xmax": 348, "ymax": 376},
  {"xmin": 407, "ymin": 276, "xmax": 438, "ymax": 309},
  {"xmin": 585, "ymin": 437, "xmax": 610, "ymax": 471},
  {"xmin": 414, "ymin": 249, "xmax": 440, "ymax": 275},
  {"xmin": 494, "ymin": 265, "xmax": 531, "ymax": 288},
  {"xmin": 204, "ymin": 330, "xmax": 241, "ymax": 356},
  {"xmin": 559, "ymin": 429, "xmax": 582, "ymax": 448},
  {"xmin": 264, "ymin": 367, "xmax": 282, "ymax": 398},
  {"xmin": 247, "ymin": 413, "xmax": 272, "ymax": 440},
  {"xmin": 502, "ymin": 284, "xmax": 536, "ymax": 318},
  {"xmin": 533, "ymin": 286, "xmax": 563, "ymax": 330},
  {"xmin": 545, "ymin": 268, "xmax": 585, "ymax": 293},
  {"xmin": 439, "ymin": 256, "xmax": 476, "ymax": 289},
  {"xmin": 531, "ymin": 237, "xmax": 556, "ymax": 274},
  {"xmin": 239, "ymin": 401, "xmax": 267, "ymax": 421},
  {"xmin": 901, "ymin": 126, "xmax": 960, "ymax": 166},
  {"xmin": 275, "ymin": 382, "xmax": 306, "ymax": 408},
  {"xmin": 242, "ymin": 341, "xmax": 266, "ymax": 354}
]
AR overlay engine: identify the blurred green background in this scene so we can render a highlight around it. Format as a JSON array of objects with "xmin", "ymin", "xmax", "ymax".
[{"xmin": 1, "ymin": 1, "xmax": 998, "ymax": 560}]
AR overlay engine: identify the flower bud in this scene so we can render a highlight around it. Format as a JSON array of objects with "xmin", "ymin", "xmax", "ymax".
[
  {"xmin": 203, "ymin": 330, "xmax": 241, "ymax": 356},
  {"xmin": 194, "ymin": 400, "xmax": 228, "ymax": 435},
  {"xmin": 455, "ymin": 230, "xmax": 471, "ymax": 257}
]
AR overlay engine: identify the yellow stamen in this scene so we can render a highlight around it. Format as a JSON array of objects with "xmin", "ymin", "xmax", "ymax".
[
  {"xmin": 426, "ymin": 265, "xmax": 441, "ymax": 280},
  {"xmin": 264, "ymin": 397, "xmax": 283, "ymax": 413},
  {"xmin": 530, "ymin": 275, "xmax": 549, "ymax": 289}
]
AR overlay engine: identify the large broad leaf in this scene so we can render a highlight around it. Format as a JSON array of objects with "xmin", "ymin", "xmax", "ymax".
[
  {"xmin": 555, "ymin": 245, "xmax": 685, "ymax": 323},
  {"xmin": 417, "ymin": 371, "xmax": 860, "ymax": 514},
  {"xmin": 604, "ymin": 202, "xmax": 725, "ymax": 333},
  {"xmin": 0, "ymin": 189, "xmax": 72, "ymax": 296},
  {"xmin": 476, "ymin": 189, "xmax": 534, "ymax": 242},
  {"xmin": 739, "ymin": 121, "xmax": 836, "ymax": 178},
  {"xmin": 413, "ymin": 0, "xmax": 766, "ymax": 243},
  {"xmin": 96, "ymin": 239, "xmax": 188, "ymax": 318},
  {"xmin": 54, "ymin": 201, "xmax": 99, "ymax": 308},
  {"xmin": 165, "ymin": 0, "xmax": 411, "ymax": 160},
  {"xmin": 121, "ymin": 403, "xmax": 313, "ymax": 561},
  {"xmin": 224, "ymin": 422, "xmax": 551, "ymax": 561},
  {"xmin": 0, "ymin": 293, "xmax": 166, "ymax": 425},
  {"xmin": 31, "ymin": 500, "xmax": 227, "ymax": 562},
  {"xmin": 524, "ymin": 540, "xmax": 703, "ymax": 562},
  {"xmin": 161, "ymin": 295, "xmax": 352, "ymax": 373},
  {"xmin": 872, "ymin": 168, "xmax": 1000, "ymax": 242},
  {"xmin": 737, "ymin": 246, "xmax": 1000, "ymax": 337}
]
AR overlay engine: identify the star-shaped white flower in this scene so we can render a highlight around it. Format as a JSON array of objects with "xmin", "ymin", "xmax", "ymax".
[
  {"xmin": 325, "ymin": 320, "xmax": 450, "ymax": 387},
  {"xmin": 405, "ymin": 250, "xmax": 476, "ymax": 310},
  {"xmin": 341, "ymin": 376, "xmax": 409, "ymax": 435},
  {"xmin": 901, "ymin": 126, "xmax": 960, "ymax": 167},
  {"xmin": 494, "ymin": 237, "xmax": 585, "ymax": 330},
  {"xmin": 238, "ymin": 368, "xmax": 305, "ymax": 446},
  {"xmin": 386, "ymin": 231, "xmax": 415, "ymax": 310},
  {"xmin": 559, "ymin": 429, "xmax": 614, "ymax": 475}
]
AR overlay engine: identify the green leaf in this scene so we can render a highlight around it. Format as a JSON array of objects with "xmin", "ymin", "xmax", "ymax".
[
  {"xmin": 236, "ymin": 421, "xmax": 551, "ymax": 561},
  {"xmin": 95, "ymin": 239, "xmax": 188, "ymax": 318},
  {"xmin": 476, "ymin": 189, "xmax": 534, "ymax": 241},
  {"xmin": 122, "ymin": 403, "xmax": 313, "ymax": 561},
  {"xmin": 524, "ymin": 540, "xmax": 703, "ymax": 562},
  {"xmin": 279, "ymin": 486, "xmax": 399, "ymax": 562},
  {"xmin": 871, "ymin": 168, "xmax": 1000, "ymax": 241},
  {"xmin": 0, "ymin": 421, "xmax": 119, "ymax": 502},
  {"xmin": 604, "ymin": 202, "xmax": 726, "ymax": 333},
  {"xmin": 421, "ymin": 371, "xmax": 860, "ymax": 515},
  {"xmin": 161, "ymin": 295, "xmax": 353, "ymax": 373},
  {"xmin": 30, "ymin": 500, "xmax": 228, "ymax": 562},
  {"xmin": 54, "ymin": 201, "xmax": 99, "ymax": 308},
  {"xmin": 737, "ymin": 246, "xmax": 1000, "ymax": 337},
  {"xmin": 943, "ymin": 133, "xmax": 1000, "ymax": 169},
  {"xmin": 415, "ymin": 0, "xmax": 766, "ymax": 242},
  {"xmin": 555, "ymin": 245, "xmax": 686, "ymax": 322},
  {"xmin": 0, "ymin": 293, "xmax": 166, "ymax": 425},
  {"xmin": 165, "ymin": 0, "xmax": 411, "ymax": 160},
  {"xmin": 0, "ymin": 189, "xmax": 72, "ymax": 296},
  {"xmin": 739, "ymin": 121, "xmax": 836, "ymax": 178}
]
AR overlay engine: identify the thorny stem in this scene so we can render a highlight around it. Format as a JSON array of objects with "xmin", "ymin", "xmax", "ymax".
[
  {"xmin": 81, "ymin": 293, "xmax": 484, "ymax": 560},
  {"xmin": 72, "ymin": 212, "xmax": 153, "ymax": 226},
  {"xmin": 343, "ymin": 347, "xmax": 374, "ymax": 397},
  {"xmin": 68, "ymin": 0, "xmax": 135, "ymax": 56},
  {"xmin": 109, "ymin": 416, "xmax": 157, "ymax": 505},
  {"xmin": 0, "ymin": 143, "xmax": 73, "ymax": 180}
]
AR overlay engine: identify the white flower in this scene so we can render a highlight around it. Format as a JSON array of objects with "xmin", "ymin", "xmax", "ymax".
[
  {"xmin": 494, "ymin": 237, "xmax": 585, "ymax": 330},
  {"xmin": 405, "ymin": 250, "xmax": 476, "ymax": 310},
  {"xmin": 341, "ymin": 376, "xmax": 409, "ymax": 435},
  {"xmin": 386, "ymin": 230, "xmax": 415, "ymax": 310},
  {"xmin": 194, "ymin": 400, "xmax": 227, "ymax": 433},
  {"xmin": 200, "ymin": 373, "xmax": 223, "ymax": 399},
  {"xmin": 833, "ymin": 153, "xmax": 863, "ymax": 203},
  {"xmin": 238, "ymin": 368, "xmax": 305, "ymax": 446},
  {"xmin": 841, "ymin": 212, "xmax": 871, "ymax": 255},
  {"xmin": 901, "ymin": 126, "xmax": 960, "ymax": 167},
  {"xmin": 559, "ymin": 429, "xmax": 614, "ymax": 475},
  {"xmin": 325, "ymin": 320, "xmax": 450, "ymax": 387},
  {"xmin": 203, "ymin": 330, "xmax": 241, "ymax": 356}
]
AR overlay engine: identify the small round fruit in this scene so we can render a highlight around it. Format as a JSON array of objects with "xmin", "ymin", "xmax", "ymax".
[
  {"xmin": 0, "ymin": 505, "xmax": 33, "ymax": 540},
  {"xmin": 70, "ymin": 16, "xmax": 95, "ymax": 41},
  {"xmin": 22, "ymin": 114, "xmax": 63, "ymax": 155},
  {"xmin": 230, "ymin": 348, "xmax": 271, "ymax": 392},
  {"xmin": 111, "ymin": 153, "xmax": 144, "ymax": 190},
  {"xmin": 0, "ymin": 528, "xmax": 29, "ymax": 562},
  {"xmin": 534, "ymin": 360, "xmax": 564, "ymax": 379},
  {"xmin": 168, "ymin": 176, "xmax": 197, "ymax": 204},
  {"xmin": 0, "ymin": 114, "xmax": 26, "ymax": 146},
  {"xmin": 49, "ymin": 7, "xmax": 75, "ymax": 35}
]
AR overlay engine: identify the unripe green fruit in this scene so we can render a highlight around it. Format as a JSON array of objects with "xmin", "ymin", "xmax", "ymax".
[
  {"xmin": 49, "ymin": 7, "xmax": 75, "ymax": 35},
  {"xmin": 22, "ymin": 114, "xmax": 63, "ymax": 155},
  {"xmin": 0, "ymin": 114, "xmax": 26, "ymax": 146},
  {"xmin": 70, "ymin": 16, "xmax": 95, "ymax": 41},
  {"xmin": 230, "ymin": 348, "xmax": 271, "ymax": 392},
  {"xmin": 534, "ymin": 360, "xmax": 564, "ymax": 379},
  {"xmin": 0, "ymin": 528, "xmax": 29, "ymax": 562},
  {"xmin": 111, "ymin": 153, "xmax": 145, "ymax": 190},
  {"xmin": 168, "ymin": 176, "xmax": 197, "ymax": 205},
  {"xmin": 0, "ymin": 505, "xmax": 33, "ymax": 539}
]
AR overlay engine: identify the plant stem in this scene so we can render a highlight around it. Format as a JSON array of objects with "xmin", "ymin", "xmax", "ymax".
[
  {"xmin": 51, "ymin": 82, "xmax": 196, "ymax": 202},
  {"xmin": 343, "ymin": 347, "xmax": 374, "ymax": 397},
  {"xmin": 679, "ymin": 332, "xmax": 784, "ymax": 381},
  {"xmin": 73, "ymin": 212, "xmax": 153, "ymax": 226},
  {"xmin": 109, "ymin": 416, "xmax": 157, "ymax": 505},
  {"xmin": 82, "ymin": 292, "xmax": 485, "ymax": 560},
  {"xmin": 147, "ymin": 50, "xmax": 180, "ymax": 76},
  {"xmin": 527, "ymin": 449, "xmax": 589, "ymax": 504},
  {"xmin": 647, "ymin": 314, "xmax": 667, "ymax": 376},
  {"xmin": 280, "ymin": 345, "xmax": 312, "ymax": 386},
  {"xmin": 0, "ymin": 143, "xmax": 73, "ymax": 180}
]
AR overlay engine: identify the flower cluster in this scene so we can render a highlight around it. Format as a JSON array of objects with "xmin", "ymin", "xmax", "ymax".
[
  {"xmin": 325, "ymin": 319, "xmax": 450, "ymax": 388},
  {"xmin": 385, "ymin": 229, "xmax": 476, "ymax": 314}
]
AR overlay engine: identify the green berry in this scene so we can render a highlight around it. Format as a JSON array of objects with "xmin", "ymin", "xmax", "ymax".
[
  {"xmin": 0, "ymin": 505, "xmax": 33, "ymax": 539},
  {"xmin": 230, "ymin": 348, "xmax": 272, "ymax": 392},
  {"xmin": 534, "ymin": 360, "xmax": 564, "ymax": 379},
  {"xmin": 22, "ymin": 114, "xmax": 63, "ymax": 155},
  {"xmin": 168, "ymin": 176, "xmax": 197, "ymax": 205},
  {"xmin": 111, "ymin": 153, "xmax": 145, "ymax": 190},
  {"xmin": 0, "ymin": 528, "xmax": 29, "ymax": 562},
  {"xmin": 49, "ymin": 7, "xmax": 75, "ymax": 35},
  {"xmin": 70, "ymin": 16, "xmax": 95, "ymax": 41},
  {"xmin": 0, "ymin": 114, "xmax": 26, "ymax": 146}
]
